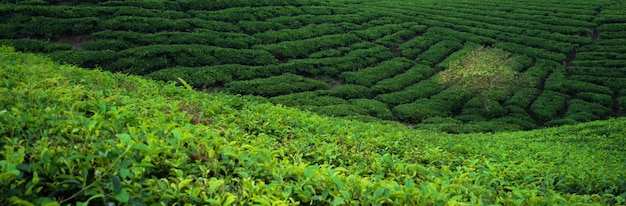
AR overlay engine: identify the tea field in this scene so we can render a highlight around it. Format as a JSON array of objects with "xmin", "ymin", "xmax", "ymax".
[
  {"xmin": 2, "ymin": 45, "xmax": 626, "ymax": 205},
  {"xmin": 2, "ymin": 0, "xmax": 626, "ymax": 132}
]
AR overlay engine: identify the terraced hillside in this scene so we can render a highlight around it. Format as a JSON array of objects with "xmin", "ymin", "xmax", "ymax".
[
  {"xmin": 1, "ymin": 0, "xmax": 626, "ymax": 132},
  {"xmin": 2, "ymin": 46, "xmax": 626, "ymax": 205}
]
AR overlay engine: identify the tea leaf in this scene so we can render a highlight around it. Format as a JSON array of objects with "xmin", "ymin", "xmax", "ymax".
[
  {"xmin": 116, "ymin": 133, "xmax": 131, "ymax": 145},
  {"xmin": 111, "ymin": 175, "xmax": 122, "ymax": 193},
  {"xmin": 114, "ymin": 188, "xmax": 130, "ymax": 203}
]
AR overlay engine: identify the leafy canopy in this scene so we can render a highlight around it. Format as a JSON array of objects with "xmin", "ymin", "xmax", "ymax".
[{"xmin": 439, "ymin": 46, "xmax": 520, "ymax": 112}]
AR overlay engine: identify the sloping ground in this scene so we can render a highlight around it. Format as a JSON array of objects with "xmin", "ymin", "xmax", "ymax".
[
  {"xmin": 1, "ymin": 0, "xmax": 625, "ymax": 133},
  {"xmin": 2, "ymin": 47, "xmax": 625, "ymax": 205}
]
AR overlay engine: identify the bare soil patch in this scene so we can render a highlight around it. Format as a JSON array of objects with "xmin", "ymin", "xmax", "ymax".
[{"xmin": 55, "ymin": 34, "xmax": 92, "ymax": 50}]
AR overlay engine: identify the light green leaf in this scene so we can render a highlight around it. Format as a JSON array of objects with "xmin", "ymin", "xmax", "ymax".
[
  {"xmin": 177, "ymin": 77, "xmax": 194, "ymax": 91},
  {"xmin": 114, "ymin": 188, "xmax": 130, "ymax": 203},
  {"xmin": 178, "ymin": 179, "xmax": 194, "ymax": 190},
  {"xmin": 116, "ymin": 133, "xmax": 131, "ymax": 145},
  {"xmin": 209, "ymin": 179, "xmax": 225, "ymax": 192},
  {"xmin": 172, "ymin": 129, "xmax": 183, "ymax": 139}
]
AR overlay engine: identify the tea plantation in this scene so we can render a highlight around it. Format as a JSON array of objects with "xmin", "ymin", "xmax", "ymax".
[
  {"xmin": 2, "ymin": 0, "xmax": 626, "ymax": 205},
  {"xmin": 2, "ymin": 45, "xmax": 626, "ymax": 205},
  {"xmin": 1, "ymin": 0, "xmax": 626, "ymax": 133}
]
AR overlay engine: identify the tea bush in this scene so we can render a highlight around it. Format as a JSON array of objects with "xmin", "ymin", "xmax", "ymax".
[
  {"xmin": 226, "ymin": 73, "xmax": 330, "ymax": 97},
  {"xmin": 2, "ymin": 47, "xmax": 626, "ymax": 205}
]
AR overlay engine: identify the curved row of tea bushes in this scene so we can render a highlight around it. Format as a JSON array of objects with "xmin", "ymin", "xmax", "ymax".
[
  {"xmin": 269, "ymin": 90, "xmax": 393, "ymax": 120},
  {"xmin": 0, "ymin": 39, "xmax": 73, "ymax": 52},
  {"xmin": 416, "ymin": 40, "xmax": 463, "ymax": 66},
  {"xmin": 413, "ymin": 13, "xmax": 581, "ymax": 53},
  {"xmin": 89, "ymin": 30, "xmax": 257, "ymax": 49},
  {"xmin": 417, "ymin": 3, "xmax": 593, "ymax": 35},
  {"xmin": 375, "ymin": 76, "xmax": 443, "ymax": 106},
  {"xmin": 332, "ymin": 84, "xmax": 373, "ymax": 99},
  {"xmin": 569, "ymin": 75, "xmax": 626, "ymax": 95},
  {"xmin": 340, "ymin": 57, "xmax": 413, "ymax": 87},
  {"xmin": 374, "ymin": 30, "xmax": 418, "ymax": 47},
  {"xmin": 530, "ymin": 90, "xmax": 569, "ymax": 123},
  {"xmin": 279, "ymin": 45, "xmax": 394, "ymax": 76},
  {"xmin": 3, "ymin": 16, "xmax": 98, "ymax": 39},
  {"xmin": 355, "ymin": 22, "xmax": 425, "ymax": 43},
  {"xmin": 145, "ymin": 66, "xmax": 234, "ymax": 90},
  {"xmin": 370, "ymin": 64, "xmax": 435, "ymax": 95},
  {"xmin": 225, "ymin": 73, "xmax": 329, "ymax": 97},
  {"xmin": 393, "ymin": 87, "xmax": 469, "ymax": 123},
  {"xmin": 270, "ymin": 91, "xmax": 349, "ymax": 107},
  {"xmin": 424, "ymin": 3, "xmax": 597, "ymax": 30},
  {"xmin": 253, "ymin": 23, "xmax": 345, "ymax": 44},
  {"xmin": 254, "ymin": 33, "xmax": 360, "ymax": 60},
  {"xmin": 102, "ymin": 0, "xmax": 305, "ymax": 11},
  {"xmin": 397, "ymin": 34, "xmax": 440, "ymax": 60}
]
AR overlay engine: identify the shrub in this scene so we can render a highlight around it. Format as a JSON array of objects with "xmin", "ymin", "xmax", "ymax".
[
  {"xmin": 354, "ymin": 24, "xmax": 404, "ymax": 41},
  {"xmin": 565, "ymin": 99, "xmax": 612, "ymax": 119},
  {"xmin": 544, "ymin": 118, "xmax": 578, "ymax": 127},
  {"xmin": 81, "ymin": 39, "xmax": 133, "ymax": 51},
  {"xmin": 49, "ymin": 50, "xmax": 118, "ymax": 69},
  {"xmin": 370, "ymin": 64, "xmax": 435, "ymax": 95},
  {"xmin": 146, "ymin": 66, "xmax": 233, "ymax": 89},
  {"xmin": 576, "ymin": 92, "xmax": 613, "ymax": 107},
  {"xmin": 0, "ymin": 39, "xmax": 73, "ymax": 53},
  {"xmin": 461, "ymin": 98, "xmax": 507, "ymax": 119},
  {"xmin": 349, "ymin": 99, "xmax": 393, "ymax": 120},
  {"xmin": 565, "ymin": 80, "xmax": 613, "ymax": 95},
  {"xmin": 530, "ymin": 90, "xmax": 569, "ymax": 123},
  {"xmin": 393, "ymin": 98, "xmax": 452, "ymax": 123},
  {"xmin": 419, "ymin": 117, "xmax": 463, "ymax": 133},
  {"xmin": 416, "ymin": 40, "xmax": 463, "ymax": 66},
  {"xmin": 331, "ymin": 84, "xmax": 372, "ymax": 99},
  {"xmin": 269, "ymin": 91, "xmax": 348, "ymax": 107},
  {"xmin": 341, "ymin": 58, "xmax": 413, "ymax": 87},
  {"xmin": 226, "ymin": 73, "xmax": 330, "ymax": 97},
  {"xmin": 504, "ymin": 88, "xmax": 540, "ymax": 108},
  {"xmin": 305, "ymin": 104, "xmax": 369, "ymax": 117},
  {"xmin": 491, "ymin": 116, "xmax": 537, "ymax": 130},
  {"xmin": 256, "ymin": 33, "xmax": 360, "ymax": 60},
  {"xmin": 375, "ymin": 77, "xmax": 443, "ymax": 105},
  {"xmin": 398, "ymin": 35, "xmax": 439, "ymax": 59}
]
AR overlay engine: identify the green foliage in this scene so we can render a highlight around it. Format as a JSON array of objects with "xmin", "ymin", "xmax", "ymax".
[
  {"xmin": 370, "ymin": 64, "xmax": 435, "ymax": 95},
  {"xmin": 439, "ymin": 46, "xmax": 520, "ymax": 112},
  {"xmin": 226, "ymin": 73, "xmax": 330, "ymax": 97},
  {"xmin": 49, "ymin": 50, "xmax": 118, "ymax": 69},
  {"xmin": 375, "ymin": 76, "xmax": 443, "ymax": 105},
  {"xmin": 398, "ymin": 35, "xmax": 439, "ymax": 59},
  {"xmin": 392, "ymin": 86, "xmax": 470, "ymax": 124},
  {"xmin": 270, "ymin": 91, "xmax": 349, "ymax": 107},
  {"xmin": 331, "ymin": 84, "xmax": 372, "ymax": 99},
  {"xmin": 530, "ymin": 90, "xmax": 569, "ymax": 123},
  {"xmin": 349, "ymin": 99, "xmax": 393, "ymax": 120},
  {"xmin": 2, "ymin": 46, "xmax": 626, "ymax": 205},
  {"xmin": 0, "ymin": 39, "xmax": 73, "ymax": 52},
  {"xmin": 341, "ymin": 57, "xmax": 413, "ymax": 87},
  {"xmin": 417, "ymin": 39, "xmax": 463, "ymax": 66},
  {"xmin": 256, "ymin": 34, "xmax": 360, "ymax": 60},
  {"xmin": 146, "ymin": 66, "xmax": 233, "ymax": 89},
  {"xmin": 1, "ymin": 0, "xmax": 625, "ymax": 133}
]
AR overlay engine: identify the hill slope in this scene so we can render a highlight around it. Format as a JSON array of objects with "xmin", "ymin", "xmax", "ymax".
[
  {"xmin": 2, "ymin": 47, "xmax": 626, "ymax": 205},
  {"xmin": 1, "ymin": 0, "xmax": 626, "ymax": 133}
]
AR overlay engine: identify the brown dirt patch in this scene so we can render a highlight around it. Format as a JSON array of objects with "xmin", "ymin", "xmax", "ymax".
[{"xmin": 55, "ymin": 34, "xmax": 92, "ymax": 50}]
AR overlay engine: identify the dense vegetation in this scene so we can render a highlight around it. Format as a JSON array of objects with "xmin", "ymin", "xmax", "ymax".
[
  {"xmin": 2, "ymin": 46, "xmax": 626, "ymax": 205},
  {"xmin": 2, "ymin": 0, "xmax": 626, "ymax": 133}
]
